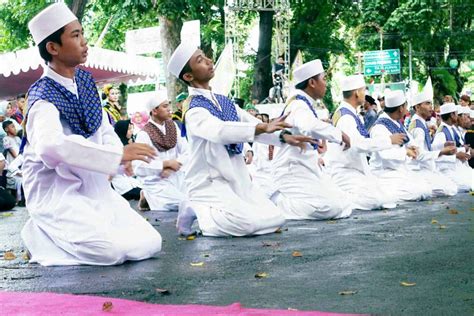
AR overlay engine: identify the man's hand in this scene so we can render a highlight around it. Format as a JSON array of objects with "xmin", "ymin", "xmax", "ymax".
[
  {"xmin": 245, "ymin": 151, "xmax": 253, "ymax": 164},
  {"xmin": 160, "ymin": 168, "xmax": 174, "ymax": 178},
  {"xmin": 123, "ymin": 161, "xmax": 134, "ymax": 176},
  {"xmin": 439, "ymin": 145, "xmax": 456, "ymax": 156},
  {"xmin": 255, "ymin": 113, "xmax": 292, "ymax": 135},
  {"xmin": 283, "ymin": 134, "xmax": 318, "ymax": 153},
  {"xmin": 456, "ymin": 151, "xmax": 470, "ymax": 162},
  {"xmin": 390, "ymin": 133, "xmax": 406, "ymax": 145},
  {"xmin": 317, "ymin": 139, "xmax": 327, "ymax": 154},
  {"xmin": 122, "ymin": 143, "xmax": 157, "ymax": 163},
  {"xmin": 406, "ymin": 146, "xmax": 418, "ymax": 159},
  {"xmin": 341, "ymin": 131, "xmax": 351, "ymax": 150},
  {"xmin": 163, "ymin": 159, "xmax": 182, "ymax": 172},
  {"xmin": 444, "ymin": 141, "xmax": 455, "ymax": 147}
]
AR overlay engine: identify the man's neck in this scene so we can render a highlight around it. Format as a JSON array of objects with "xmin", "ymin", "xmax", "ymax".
[
  {"xmin": 191, "ymin": 81, "xmax": 210, "ymax": 90},
  {"xmin": 48, "ymin": 61, "xmax": 76, "ymax": 79},
  {"xmin": 443, "ymin": 120, "xmax": 452, "ymax": 126},
  {"xmin": 415, "ymin": 112, "xmax": 427, "ymax": 121},
  {"xmin": 343, "ymin": 98, "xmax": 358, "ymax": 110},
  {"xmin": 387, "ymin": 112, "xmax": 400, "ymax": 121},
  {"xmin": 152, "ymin": 117, "xmax": 165, "ymax": 126}
]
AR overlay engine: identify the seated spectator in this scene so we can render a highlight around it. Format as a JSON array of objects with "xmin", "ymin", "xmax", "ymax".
[
  {"xmin": 111, "ymin": 120, "xmax": 142, "ymax": 201},
  {"xmin": 0, "ymin": 153, "xmax": 16, "ymax": 211},
  {"xmin": 2, "ymin": 121, "xmax": 24, "ymax": 205}
]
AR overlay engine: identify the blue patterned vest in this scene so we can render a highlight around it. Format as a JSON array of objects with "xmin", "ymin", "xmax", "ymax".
[
  {"xmin": 374, "ymin": 117, "xmax": 409, "ymax": 144},
  {"xmin": 281, "ymin": 94, "xmax": 319, "ymax": 149},
  {"xmin": 186, "ymin": 94, "xmax": 243, "ymax": 155},
  {"xmin": 452, "ymin": 128, "xmax": 462, "ymax": 147},
  {"xmin": 438, "ymin": 125, "xmax": 456, "ymax": 144},
  {"xmin": 333, "ymin": 107, "xmax": 369, "ymax": 138},
  {"xmin": 409, "ymin": 118, "xmax": 432, "ymax": 151}
]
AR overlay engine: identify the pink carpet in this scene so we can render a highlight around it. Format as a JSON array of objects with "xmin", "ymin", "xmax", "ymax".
[{"xmin": 0, "ymin": 291, "xmax": 362, "ymax": 315}]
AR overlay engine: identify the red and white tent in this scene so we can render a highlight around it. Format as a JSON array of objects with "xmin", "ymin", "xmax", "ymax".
[{"xmin": 0, "ymin": 46, "xmax": 160, "ymax": 99}]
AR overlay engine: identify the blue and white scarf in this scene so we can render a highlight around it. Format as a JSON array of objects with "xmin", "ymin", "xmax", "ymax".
[
  {"xmin": 186, "ymin": 94, "xmax": 243, "ymax": 155},
  {"xmin": 374, "ymin": 117, "xmax": 409, "ymax": 144},
  {"xmin": 335, "ymin": 107, "xmax": 369, "ymax": 138},
  {"xmin": 20, "ymin": 68, "xmax": 103, "ymax": 153},
  {"xmin": 413, "ymin": 119, "xmax": 432, "ymax": 151}
]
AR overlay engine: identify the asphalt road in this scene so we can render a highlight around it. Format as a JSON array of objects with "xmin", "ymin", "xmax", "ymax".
[{"xmin": 1, "ymin": 194, "xmax": 473, "ymax": 315}]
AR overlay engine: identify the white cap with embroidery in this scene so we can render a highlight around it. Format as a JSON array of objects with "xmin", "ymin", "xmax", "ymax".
[
  {"xmin": 439, "ymin": 103, "xmax": 457, "ymax": 115},
  {"xmin": 385, "ymin": 90, "xmax": 407, "ymax": 108},
  {"xmin": 28, "ymin": 3, "xmax": 77, "ymax": 45},
  {"xmin": 145, "ymin": 91, "xmax": 169, "ymax": 113},
  {"xmin": 293, "ymin": 59, "xmax": 324, "ymax": 86},
  {"xmin": 167, "ymin": 42, "xmax": 199, "ymax": 78},
  {"xmin": 340, "ymin": 74, "xmax": 366, "ymax": 92}
]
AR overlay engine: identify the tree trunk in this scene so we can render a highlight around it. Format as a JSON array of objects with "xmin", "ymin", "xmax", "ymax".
[
  {"xmin": 70, "ymin": 0, "xmax": 88, "ymax": 22},
  {"xmin": 252, "ymin": 11, "xmax": 274, "ymax": 103},
  {"xmin": 159, "ymin": 16, "xmax": 186, "ymax": 107}
]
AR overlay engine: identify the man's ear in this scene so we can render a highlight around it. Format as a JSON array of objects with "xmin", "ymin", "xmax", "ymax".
[
  {"xmin": 183, "ymin": 72, "xmax": 193, "ymax": 83},
  {"xmin": 46, "ymin": 41, "xmax": 60, "ymax": 57}
]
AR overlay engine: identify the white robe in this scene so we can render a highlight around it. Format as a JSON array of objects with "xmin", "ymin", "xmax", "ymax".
[
  {"xmin": 272, "ymin": 90, "xmax": 353, "ymax": 220},
  {"xmin": 182, "ymin": 87, "xmax": 285, "ymax": 237},
  {"xmin": 247, "ymin": 142, "xmax": 279, "ymax": 198},
  {"xmin": 408, "ymin": 114, "xmax": 457, "ymax": 196},
  {"xmin": 369, "ymin": 113, "xmax": 432, "ymax": 202},
  {"xmin": 111, "ymin": 174, "xmax": 141, "ymax": 196},
  {"xmin": 133, "ymin": 120, "xmax": 188, "ymax": 211},
  {"xmin": 21, "ymin": 67, "xmax": 162, "ymax": 266},
  {"xmin": 431, "ymin": 122, "xmax": 472, "ymax": 192},
  {"xmin": 325, "ymin": 101, "xmax": 397, "ymax": 210}
]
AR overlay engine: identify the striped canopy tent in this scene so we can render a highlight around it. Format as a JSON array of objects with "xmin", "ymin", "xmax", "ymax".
[{"xmin": 0, "ymin": 46, "xmax": 160, "ymax": 99}]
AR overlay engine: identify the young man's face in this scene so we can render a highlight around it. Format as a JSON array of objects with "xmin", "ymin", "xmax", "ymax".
[
  {"xmin": 51, "ymin": 20, "xmax": 88, "ymax": 67},
  {"xmin": 312, "ymin": 73, "xmax": 327, "ymax": 99},
  {"xmin": 185, "ymin": 49, "xmax": 215, "ymax": 84},
  {"xmin": 5, "ymin": 124, "xmax": 16, "ymax": 136},
  {"xmin": 416, "ymin": 101, "xmax": 433, "ymax": 120},
  {"xmin": 152, "ymin": 101, "xmax": 172, "ymax": 121}
]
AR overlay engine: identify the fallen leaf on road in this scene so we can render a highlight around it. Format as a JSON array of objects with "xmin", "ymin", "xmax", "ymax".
[
  {"xmin": 3, "ymin": 251, "xmax": 16, "ymax": 260},
  {"xmin": 439, "ymin": 225, "xmax": 446, "ymax": 229},
  {"xmin": 186, "ymin": 235, "xmax": 196, "ymax": 240},
  {"xmin": 1, "ymin": 212, "xmax": 13, "ymax": 217},
  {"xmin": 190, "ymin": 262, "xmax": 204, "ymax": 267},
  {"xmin": 102, "ymin": 301, "xmax": 113, "ymax": 312},
  {"xmin": 178, "ymin": 237, "xmax": 186, "ymax": 241},
  {"xmin": 22, "ymin": 251, "xmax": 30, "ymax": 261},
  {"xmin": 448, "ymin": 209, "xmax": 459, "ymax": 215},
  {"xmin": 327, "ymin": 220, "xmax": 337, "ymax": 224},
  {"xmin": 431, "ymin": 219, "xmax": 438, "ymax": 224},
  {"xmin": 292, "ymin": 251, "xmax": 303, "ymax": 257},
  {"xmin": 400, "ymin": 281, "xmax": 416, "ymax": 287},
  {"xmin": 203, "ymin": 254, "xmax": 210, "ymax": 257},
  {"xmin": 339, "ymin": 290, "xmax": 357, "ymax": 295},
  {"xmin": 255, "ymin": 272, "xmax": 269, "ymax": 279},
  {"xmin": 156, "ymin": 288, "xmax": 170, "ymax": 295},
  {"xmin": 427, "ymin": 201, "xmax": 432, "ymax": 204}
]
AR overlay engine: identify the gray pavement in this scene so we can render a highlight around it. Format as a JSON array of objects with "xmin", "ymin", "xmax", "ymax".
[{"xmin": 0, "ymin": 194, "xmax": 473, "ymax": 315}]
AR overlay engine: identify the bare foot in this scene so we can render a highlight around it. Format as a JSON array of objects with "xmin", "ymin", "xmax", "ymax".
[{"xmin": 138, "ymin": 190, "xmax": 150, "ymax": 211}]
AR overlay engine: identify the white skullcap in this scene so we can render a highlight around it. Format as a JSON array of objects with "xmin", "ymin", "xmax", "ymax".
[
  {"xmin": 439, "ymin": 103, "xmax": 457, "ymax": 115},
  {"xmin": 385, "ymin": 90, "xmax": 406, "ymax": 108},
  {"xmin": 412, "ymin": 77, "xmax": 433, "ymax": 105},
  {"xmin": 470, "ymin": 110, "xmax": 474, "ymax": 119},
  {"xmin": 28, "ymin": 3, "xmax": 77, "ymax": 45},
  {"xmin": 457, "ymin": 105, "xmax": 470, "ymax": 115},
  {"xmin": 145, "ymin": 91, "xmax": 169, "ymax": 113},
  {"xmin": 293, "ymin": 59, "xmax": 324, "ymax": 86},
  {"xmin": 340, "ymin": 74, "xmax": 366, "ymax": 92},
  {"xmin": 167, "ymin": 42, "xmax": 199, "ymax": 78}
]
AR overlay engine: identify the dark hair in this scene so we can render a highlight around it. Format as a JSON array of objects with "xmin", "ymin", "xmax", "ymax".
[
  {"xmin": 178, "ymin": 61, "xmax": 193, "ymax": 86},
  {"xmin": 114, "ymin": 120, "xmax": 132, "ymax": 146},
  {"xmin": 342, "ymin": 90, "xmax": 355, "ymax": 99},
  {"xmin": 384, "ymin": 105, "xmax": 400, "ymax": 113},
  {"xmin": 16, "ymin": 93, "xmax": 26, "ymax": 100},
  {"xmin": 460, "ymin": 94, "xmax": 470, "ymax": 102},
  {"xmin": 2, "ymin": 120, "xmax": 13, "ymax": 131},
  {"xmin": 38, "ymin": 26, "xmax": 65, "ymax": 63},
  {"xmin": 440, "ymin": 113, "xmax": 452, "ymax": 121},
  {"xmin": 295, "ymin": 74, "xmax": 321, "ymax": 90}
]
